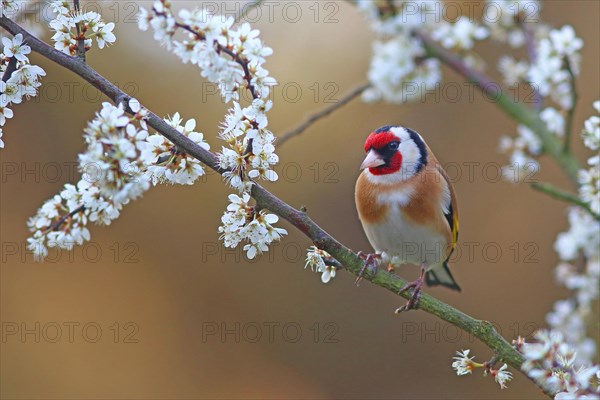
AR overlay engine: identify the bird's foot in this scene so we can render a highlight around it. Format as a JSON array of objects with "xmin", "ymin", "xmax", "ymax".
[
  {"xmin": 355, "ymin": 252, "xmax": 381, "ymax": 286},
  {"xmin": 394, "ymin": 266, "xmax": 426, "ymax": 313}
]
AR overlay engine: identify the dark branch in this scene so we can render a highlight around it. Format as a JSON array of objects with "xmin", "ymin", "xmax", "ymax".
[{"xmin": 1, "ymin": 56, "xmax": 18, "ymax": 83}]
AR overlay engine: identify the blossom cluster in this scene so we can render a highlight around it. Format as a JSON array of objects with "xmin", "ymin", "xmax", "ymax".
[
  {"xmin": 497, "ymin": 24, "xmax": 583, "ymax": 181},
  {"xmin": 431, "ymin": 17, "xmax": 489, "ymax": 51},
  {"xmin": 138, "ymin": 1, "xmax": 286, "ymax": 258},
  {"xmin": 49, "ymin": 0, "xmax": 116, "ymax": 55},
  {"xmin": 497, "ymin": 125, "xmax": 541, "ymax": 182},
  {"xmin": 356, "ymin": 1, "xmax": 490, "ymax": 103},
  {"xmin": 0, "ymin": 33, "xmax": 46, "ymax": 148},
  {"xmin": 217, "ymin": 98, "xmax": 278, "ymax": 192},
  {"xmin": 27, "ymin": 99, "xmax": 212, "ymax": 260},
  {"xmin": 578, "ymin": 101, "xmax": 600, "ymax": 215},
  {"xmin": 138, "ymin": 0, "xmax": 275, "ymax": 102},
  {"xmin": 218, "ymin": 193, "xmax": 287, "ymax": 259},
  {"xmin": 484, "ymin": 0, "xmax": 541, "ymax": 48},
  {"xmin": 519, "ymin": 331, "xmax": 600, "ymax": 397},
  {"xmin": 356, "ymin": 1, "xmax": 443, "ymax": 103},
  {"xmin": 142, "ymin": 113, "xmax": 210, "ymax": 185},
  {"xmin": 305, "ymin": 246, "xmax": 337, "ymax": 284},
  {"xmin": 528, "ymin": 25, "xmax": 582, "ymax": 110},
  {"xmin": 451, "ymin": 350, "xmax": 513, "ymax": 389},
  {"xmin": 27, "ymin": 100, "xmax": 149, "ymax": 260},
  {"xmin": 1, "ymin": 0, "xmax": 18, "ymax": 16},
  {"xmin": 544, "ymin": 100, "xmax": 600, "ymax": 368}
]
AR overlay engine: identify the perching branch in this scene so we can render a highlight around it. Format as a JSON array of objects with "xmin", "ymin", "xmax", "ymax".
[
  {"xmin": 415, "ymin": 31, "xmax": 582, "ymax": 185},
  {"xmin": 0, "ymin": 16, "xmax": 547, "ymax": 395},
  {"xmin": 531, "ymin": 182, "xmax": 599, "ymax": 221},
  {"xmin": 277, "ymin": 82, "xmax": 370, "ymax": 146}
]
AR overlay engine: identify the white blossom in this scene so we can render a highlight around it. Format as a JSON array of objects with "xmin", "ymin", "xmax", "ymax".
[
  {"xmin": 431, "ymin": 17, "xmax": 488, "ymax": 51},
  {"xmin": 363, "ymin": 35, "xmax": 441, "ymax": 104},
  {"xmin": 1, "ymin": 32, "xmax": 46, "ymax": 149},
  {"xmin": 26, "ymin": 102, "xmax": 155, "ymax": 261},
  {"xmin": 521, "ymin": 331, "xmax": 599, "ymax": 396},
  {"xmin": 554, "ymin": 208, "xmax": 599, "ymax": 262},
  {"xmin": 142, "ymin": 113, "xmax": 210, "ymax": 185},
  {"xmin": 2, "ymin": 33, "xmax": 31, "ymax": 62},
  {"xmin": 305, "ymin": 246, "xmax": 337, "ymax": 283},
  {"xmin": 498, "ymin": 56, "xmax": 529, "ymax": 86},
  {"xmin": 48, "ymin": 3, "xmax": 116, "ymax": 55},
  {"xmin": 140, "ymin": 1, "xmax": 280, "ymax": 202},
  {"xmin": 484, "ymin": 0, "xmax": 541, "ymax": 47},
  {"xmin": 492, "ymin": 364, "xmax": 513, "ymax": 389},
  {"xmin": 218, "ymin": 193, "xmax": 287, "ymax": 259},
  {"xmin": 140, "ymin": 2, "xmax": 275, "ymax": 103},
  {"xmin": 581, "ymin": 100, "xmax": 600, "ymax": 151},
  {"xmin": 452, "ymin": 349, "xmax": 476, "ymax": 376},
  {"xmin": 540, "ymin": 107, "xmax": 565, "ymax": 137},
  {"xmin": 528, "ymin": 25, "xmax": 582, "ymax": 110},
  {"xmin": 499, "ymin": 125, "xmax": 541, "ymax": 182}
]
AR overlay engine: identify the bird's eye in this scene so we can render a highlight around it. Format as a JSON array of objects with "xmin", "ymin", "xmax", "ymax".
[{"xmin": 388, "ymin": 141, "xmax": 399, "ymax": 150}]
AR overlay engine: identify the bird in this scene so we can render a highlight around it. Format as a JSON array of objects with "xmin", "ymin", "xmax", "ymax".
[{"xmin": 354, "ymin": 125, "xmax": 460, "ymax": 313}]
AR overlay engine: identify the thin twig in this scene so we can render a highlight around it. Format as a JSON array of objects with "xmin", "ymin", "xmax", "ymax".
[
  {"xmin": 277, "ymin": 83, "xmax": 370, "ymax": 146},
  {"xmin": 0, "ymin": 16, "xmax": 542, "ymax": 393},
  {"xmin": 531, "ymin": 182, "xmax": 599, "ymax": 221},
  {"xmin": 563, "ymin": 58, "xmax": 578, "ymax": 153},
  {"xmin": 47, "ymin": 205, "xmax": 86, "ymax": 232},
  {"xmin": 73, "ymin": 0, "xmax": 86, "ymax": 62}
]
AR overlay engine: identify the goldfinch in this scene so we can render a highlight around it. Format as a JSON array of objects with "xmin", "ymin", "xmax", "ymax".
[{"xmin": 355, "ymin": 125, "xmax": 460, "ymax": 312}]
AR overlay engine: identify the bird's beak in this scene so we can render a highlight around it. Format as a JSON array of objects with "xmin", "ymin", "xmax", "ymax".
[{"xmin": 360, "ymin": 149, "xmax": 385, "ymax": 170}]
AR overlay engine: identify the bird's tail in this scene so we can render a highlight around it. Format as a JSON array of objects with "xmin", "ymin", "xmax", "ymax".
[{"xmin": 425, "ymin": 262, "xmax": 461, "ymax": 292}]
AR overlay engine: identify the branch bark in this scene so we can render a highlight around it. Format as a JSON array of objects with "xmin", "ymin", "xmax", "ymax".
[{"xmin": 1, "ymin": 16, "xmax": 546, "ymax": 394}]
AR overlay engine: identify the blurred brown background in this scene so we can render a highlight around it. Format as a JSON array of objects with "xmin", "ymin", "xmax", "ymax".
[{"xmin": 1, "ymin": 1, "xmax": 599, "ymax": 399}]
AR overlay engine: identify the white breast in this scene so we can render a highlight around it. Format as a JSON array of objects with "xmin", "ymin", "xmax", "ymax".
[{"xmin": 361, "ymin": 200, "xmax": 447, "ymax": 269}]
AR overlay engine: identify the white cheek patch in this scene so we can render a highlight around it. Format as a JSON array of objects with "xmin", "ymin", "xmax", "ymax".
[{"xmin": 398, "ymin": 139, "xmax": 421, "ymax": 180}]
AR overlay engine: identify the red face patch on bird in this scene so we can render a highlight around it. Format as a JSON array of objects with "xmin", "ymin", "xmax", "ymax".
[{"xmin": 363, "ymin": 128, "xmax": 403, "ymax": 175}]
